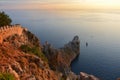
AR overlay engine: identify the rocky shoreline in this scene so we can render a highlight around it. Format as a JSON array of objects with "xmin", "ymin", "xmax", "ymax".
[
  {"xmin": 0, "ymin": 25, "xmax": 100, "ymax": 80},
  {"xmin": 42, "ymin": 36, "xmax": 80, "ymax": 73},
  {"xmin": 42, "ymin": 35, "xmax": 100, "ymax": 80}
]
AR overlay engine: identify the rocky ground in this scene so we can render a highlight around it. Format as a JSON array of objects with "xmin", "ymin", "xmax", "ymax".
[
  {"xmin": 0, "ymin": 27, "xmax": 101, "ymax": 80},
  {"xmin": 0, "ymin": 29, "xmax": 59, "ymax": 80}
]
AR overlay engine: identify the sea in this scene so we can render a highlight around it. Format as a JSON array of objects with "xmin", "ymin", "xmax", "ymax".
[{"xmin": 4, "ymin": 9, "xmax": 120, "ymax": 80}]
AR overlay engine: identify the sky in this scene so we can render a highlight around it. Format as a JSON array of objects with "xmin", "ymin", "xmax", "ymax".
[{"xmin": 1, "ymin": 0, "xmax": 120, "ymax": 9}]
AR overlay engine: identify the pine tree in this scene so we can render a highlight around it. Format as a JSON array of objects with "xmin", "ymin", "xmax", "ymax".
[{"xmin": 0, "ymin": 11, "xmax": 12, "ymax": 27}]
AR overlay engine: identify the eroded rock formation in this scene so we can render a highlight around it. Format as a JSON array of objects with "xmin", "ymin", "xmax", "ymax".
[
  {"xmin": 42, "ymin": 35, "xmax": 100, "ymax": 80},
  {"xmin": 0, "ymin": 25, "xmax": 101, "ymax": 80},
  {"xmin": 43, "ymin": 36, "xmax": 80, "ymax": 74},
  {"xmin": 80, "ymin": 72, "xmax": 99, "ymax": 80},
  {"xmin": 0, "ymin": 25, "xmax": 59, "ymax": 80}
]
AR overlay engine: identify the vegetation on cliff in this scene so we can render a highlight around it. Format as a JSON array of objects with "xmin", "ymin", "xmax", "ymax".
[
  {"xmin": 0, "ymin": 25, "xmax": 58, "ymax": 80},
  {"xmin": 0, "ymin": 24, "xmax": 101, "ymax": 80},
  {"xmin": 0, "ymin": 11, "xmax": 12, "ymax": 26},
  {"xmin": 0, "ymin": 73, "xmax": 14, "ymax": 80},
  {"xmin": 20, "ymin": 44, "xmax": 48, "ymax": 62},
  {"xmin": 0, "ymin": 11, "xmax": 100, "ymax": 80},
  {"xmin": 43, "ymin": 36, "xmax": 80, "ymax": 73}
]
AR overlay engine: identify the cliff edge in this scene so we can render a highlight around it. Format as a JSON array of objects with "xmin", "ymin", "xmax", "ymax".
[
  {"xmin": 43, "ymin": 35, "xmax": 99, "ymax": 80},
  {"xmin": 0, "ymin": 25, "xmax": 58, "ymax": 80},
  {"xmin": 0, "ymin": 25, "xmax": 100, "ymax": 80},
  {"xmin": 43, "ymin": 36, "xmax": 80, "ymax": 74}
]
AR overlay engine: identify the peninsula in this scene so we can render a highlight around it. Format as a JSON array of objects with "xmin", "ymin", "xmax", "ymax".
[{"xmin": 0, "ymin": 24, "xmax": 100, "ymax": 80}]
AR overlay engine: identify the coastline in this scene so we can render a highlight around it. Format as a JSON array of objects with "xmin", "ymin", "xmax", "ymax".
[{"xmin": 0, "ymin": 25, "xmax": 100, "ymax": 80}]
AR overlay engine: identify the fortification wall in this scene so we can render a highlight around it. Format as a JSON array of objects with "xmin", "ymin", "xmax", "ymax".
[{"xmin": 0, "ymin": 24, "xmax": 24, "ymax": 43}]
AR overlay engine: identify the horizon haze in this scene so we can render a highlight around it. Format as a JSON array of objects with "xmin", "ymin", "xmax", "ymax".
[{"xmin": 1, "ymin": 0, "xmax": 120, "ymax": 10}]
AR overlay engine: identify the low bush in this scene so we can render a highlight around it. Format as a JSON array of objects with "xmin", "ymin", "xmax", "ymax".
[
  {"xmin": 20, "ymin": 45, "xmax": 48, "ymax": 62},
  {"xmin": 0, "ymin": 73, "xmax": 15, "ymax": 80}
]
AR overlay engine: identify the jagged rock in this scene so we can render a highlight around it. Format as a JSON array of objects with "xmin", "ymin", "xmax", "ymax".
[
  {"xmin": 43, "ymin": 35, "xmax": 80, "ymax": 77},
  {"xmin": 25, "ymin": 75, "xmax": 36, "ymax": 80},
  {"xmin": 66, "ymin": 71, "xmax": 80, "ymax": 80},
  {"xmin": 0, "ymin": 25, "xmax": 101, "ymax": 80},
  {"xmin": 64, "ymin": 35, "xmax": 80, "ymax": 54},
  {"xmin": 42, "ymin": 35, "xmax": 101, "ymax": 80},
  {"xmin": 0, "ymin": 26, "xmax": 58, "ymax": 80},
  {"xmin": 80, "ymin": 72, "xmax": 99, "ymax": 80}
]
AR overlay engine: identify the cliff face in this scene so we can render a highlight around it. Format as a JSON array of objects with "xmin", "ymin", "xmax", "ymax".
[
  {"xmin": 42, "ymin": 36, "xmax": 100, "ymax": 80},
  {"xmin": 0, "ymin": 25, "xmax": 100, "ymax": 80},
  {"xmin": 0, "ymin": 44, "xmax": 58, "ymax": 80},
  {"xmin": 0, "ymin": 26, "xmax": 59, "ymax": 80},
  {"xmin": 43, "ymin": 36, "xmax": 80, "ymax": 74}
]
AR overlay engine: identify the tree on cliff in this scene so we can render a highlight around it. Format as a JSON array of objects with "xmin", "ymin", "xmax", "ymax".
[{"xmin": 0, "ymin": 11, "xmax": 12, "ymax": 27}]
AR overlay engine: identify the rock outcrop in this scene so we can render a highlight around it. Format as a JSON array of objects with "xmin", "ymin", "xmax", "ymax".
[
  {"xmin": 0, "ymin": 25, "xmax": 59, "ymax": 80},
  {"xmin": 80, "ymin": 72, "xmax": 99, "ymax": 80},
  {"xmin": 0, "ymin": 25, "xmax": 100, "ymax": 80},
  {"xmin": 42, "ymin": 35, "xmax": 101, "ymax": 80},
  {"xmin": 0, "ymin": 49, "xmax": 58, "ymax": 80},
  {"xmin": 43, "ymin": 36, "xmax": 80, "ymax": 74}
]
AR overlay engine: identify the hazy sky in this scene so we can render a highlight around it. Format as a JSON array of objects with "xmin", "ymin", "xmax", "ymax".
[
  {"xmin": 1, "ymin": 0, "xmax": 119, "ymax": 4},
  {"xmin": 1, "ymin": 0, "xmax": 120, "ymax": 9}
]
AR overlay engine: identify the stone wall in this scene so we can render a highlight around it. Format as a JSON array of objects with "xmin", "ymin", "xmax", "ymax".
[{"xmin": 0, "ymin": 24, "xmax": 23, "ymax": 43}]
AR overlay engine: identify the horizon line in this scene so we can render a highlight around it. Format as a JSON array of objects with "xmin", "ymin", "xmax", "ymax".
[{"xmin": 1, "ymin": 3, "xmax": 120, "ymax": 10}]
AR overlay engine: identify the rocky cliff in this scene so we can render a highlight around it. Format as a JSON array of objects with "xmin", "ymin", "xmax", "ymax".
[
  {"xmin": 43, "ymin": 36, "xmax": 80, "ymax": 74},
  {"xmin": 0, "ymin": 26, "xmax": 60, "ymax": 80},
  {"xmin": 42, "ymin": 36, "xmax": 100, "ymax": 80},
  {"xmin": 0, "ymin": 25, "xmax": 100, "ymax": 80}
]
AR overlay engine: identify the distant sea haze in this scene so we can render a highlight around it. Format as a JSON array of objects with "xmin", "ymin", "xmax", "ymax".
[{"xmin": 5, "ymin": 9, "xmax": 120, "ymax": 80}]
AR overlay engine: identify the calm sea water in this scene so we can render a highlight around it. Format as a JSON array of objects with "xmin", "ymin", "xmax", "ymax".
[{"xmin": 4, "ymin": 9, "xmax": 120, "ymax": 80}]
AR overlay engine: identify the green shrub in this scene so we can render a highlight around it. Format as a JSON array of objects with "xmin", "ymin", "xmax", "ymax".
[
  {"xmin": 20, "ymin": 45, "xmax": 48, "ymax": 62},
  {"xmin": 20, "ymin": 45, "xmax": 31, "ymax": 53},
  {"xmin": 0, "ymin": 11, "xmax": 12, "ymax": 27},
  {"xmin": 0, "ymin": 73, "xmax": 15, "ymax": 80}
]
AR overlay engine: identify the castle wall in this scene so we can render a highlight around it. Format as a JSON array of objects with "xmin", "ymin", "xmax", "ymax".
[{"xmin": 0, "ymin": 25, "xmax": 24, "ymax": 43}]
